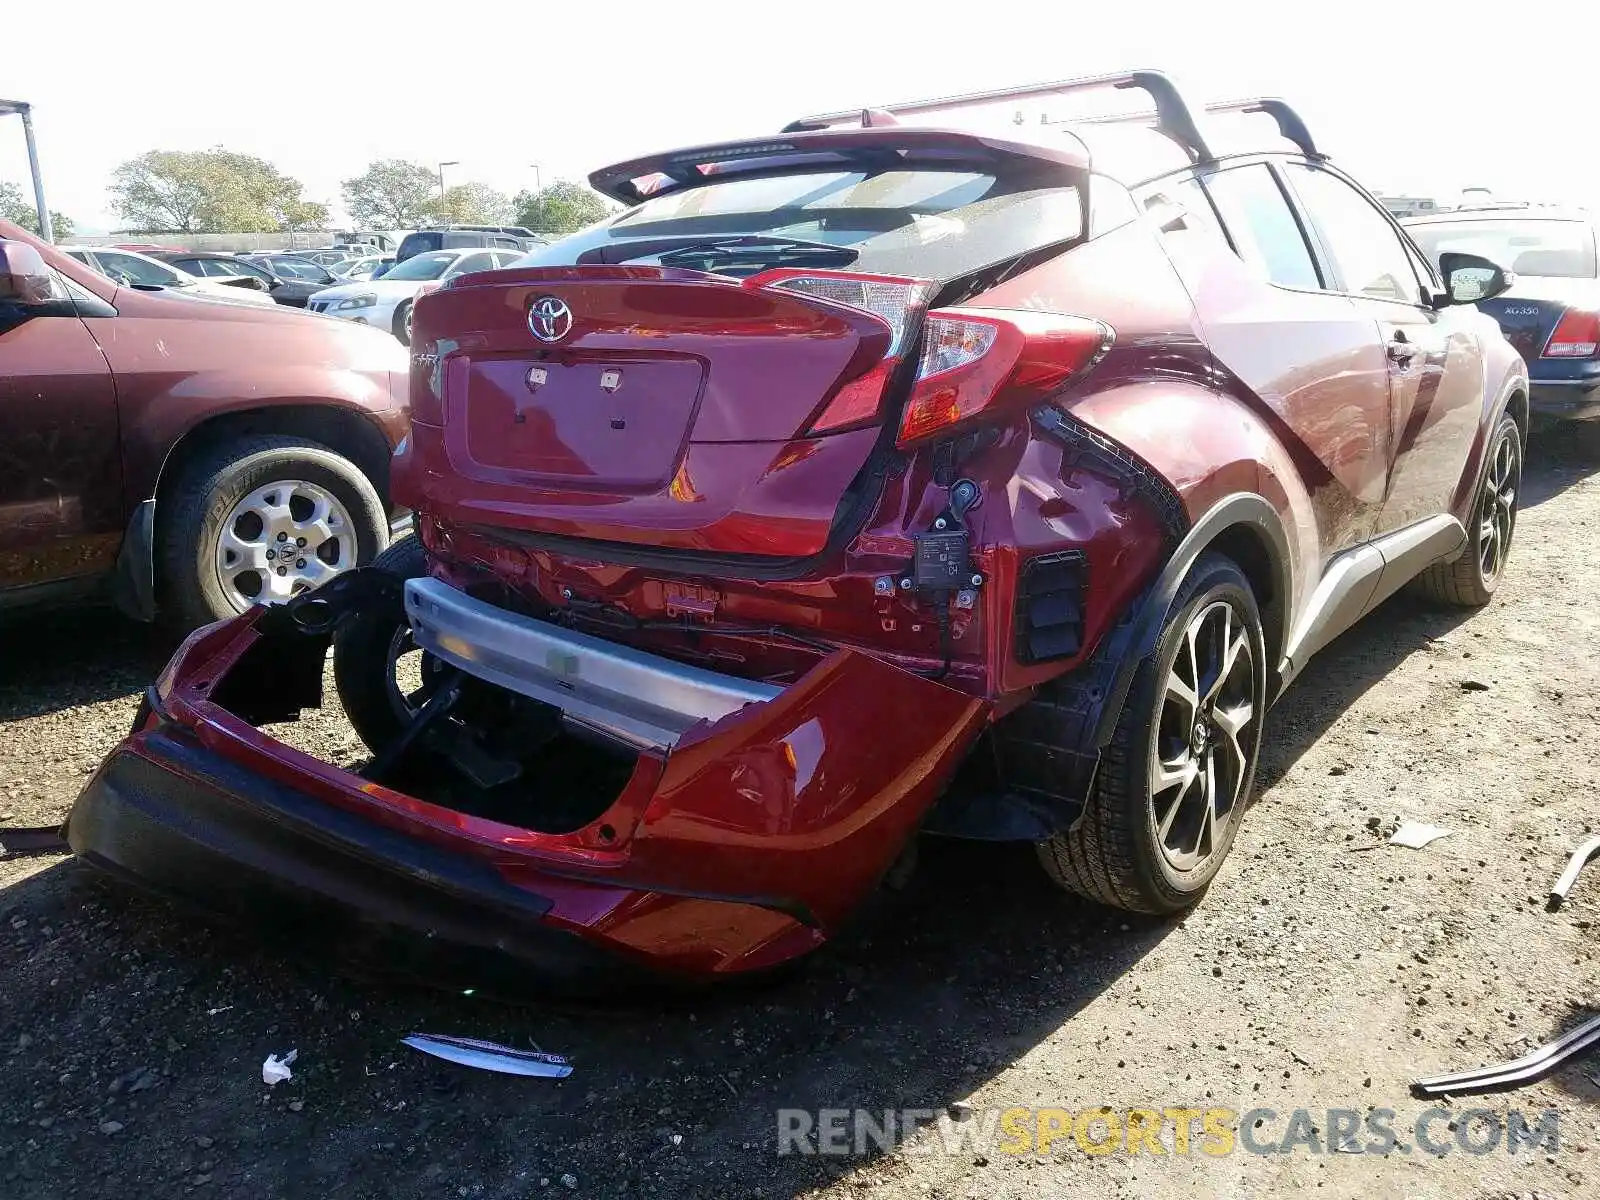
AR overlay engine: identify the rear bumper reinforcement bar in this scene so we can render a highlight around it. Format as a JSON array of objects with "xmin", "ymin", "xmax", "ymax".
[{"xmin": 404, "ymin": 577, "xmax": 780, "ymax": 751}]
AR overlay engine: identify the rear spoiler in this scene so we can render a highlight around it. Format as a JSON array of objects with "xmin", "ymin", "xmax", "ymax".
[
  {"xmin": 587, "ymin": 126, "xmax": 1090, "ymax": 206},
  {"xmin": 0, "ymin": 99, "xmax": 51, "ymax": 242}
]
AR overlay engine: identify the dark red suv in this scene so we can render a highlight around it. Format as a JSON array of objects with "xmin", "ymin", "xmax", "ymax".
[
  {"xmin": 0, "ymin": 223, "xmax": 409, "ymax": 627},
  {"xmin": 67, "ymin": 74, "xmax": 1527, "ymax": 991}
]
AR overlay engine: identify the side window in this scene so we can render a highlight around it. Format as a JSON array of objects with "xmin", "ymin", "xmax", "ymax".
[
  {"xmin": 1200, "ymin": 164, "xmax": 1321, "ymax": 290},
  {"xmin": 446, "ymin": 252, "xmax": 494, "ymax": 277},
  {"xmin": 1281, "ymin": 164, "xmax": 1422, "ymax": 305},
  {"xmin": 1139, "ymin": 177, "xmax": 1229, "ymax": 244},
  {"xmin": 1087, "ymin": 176, "xmax": 1137, "ymax": 237}
]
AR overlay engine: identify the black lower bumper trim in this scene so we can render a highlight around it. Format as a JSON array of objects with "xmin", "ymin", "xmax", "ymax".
[{"xmin": 66, "ymin": 730, "xmax": 658, "ymax": 997}]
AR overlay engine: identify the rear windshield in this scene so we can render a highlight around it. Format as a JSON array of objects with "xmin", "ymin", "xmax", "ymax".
[
  {"xmin": 1407, "ymin": 219, "xmax": 1597, "ymax": 280},
  {"xmin": 396, "ymin": 231, "xmax": 443, "ymax": 260},
  {"xmin": 515, "ymin": 168, "xmax": 1084, "ymax": 281}
]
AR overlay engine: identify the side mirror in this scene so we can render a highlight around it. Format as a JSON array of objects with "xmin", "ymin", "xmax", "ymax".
[
  {"xmin": 1439, "ymin": 251, "xmax": 1515, "ymax": 306},
  {"xmin": 0, "ymin": 239, "xmax": 57, "ymax": 304}
]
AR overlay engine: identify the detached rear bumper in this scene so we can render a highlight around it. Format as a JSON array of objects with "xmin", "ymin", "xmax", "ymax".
[
  {"xmin": 69, "ymin": 727, "xmax": 655, "ymax": 995},
  {"xmin": 67, "ymin": 595, "xmax": 987, "ymax": 991}
]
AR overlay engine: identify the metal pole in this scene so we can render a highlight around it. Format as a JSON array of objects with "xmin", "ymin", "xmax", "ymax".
[
  {"xmin": 19, "ymin": 105, "xmax": 53, "ymax": 243},
  {"xmin": 530, "ymin": 163, "xmax": 542, "ymax": 191}
]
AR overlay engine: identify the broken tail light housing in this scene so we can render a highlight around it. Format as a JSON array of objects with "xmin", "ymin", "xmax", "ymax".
[
  {"xmin": 898, "ymin": 309, "xmax": 1114, "ymax": 446},
  {"xmin": 744, "ymin": 269, "xmax": 935, "ymax": 434},
  {"xmin": 1543, "ymin": 310, "xmax": 1600, "ymax": 358}
]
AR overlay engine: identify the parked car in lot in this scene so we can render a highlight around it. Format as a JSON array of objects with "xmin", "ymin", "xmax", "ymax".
[
  {"xmin": 0, "ymin": 219, "xmax": 410, "ymax": 628},
  {"xmin": 290, "ymin": 248, "xmax": 364, "ymax": 269},
  {"xmin": 152, "ymin": 251, "xmax": 325, "ymax": 308},
  {"xmin": 307, "ymin": 247, "xmax": 521, "ymax": 343},
  {"xmin": 393, "ymin": 226, "xmax": 545, "ymax": 262},
  {"xmin": 66, "ymin": 73, "xmax": 1528, "ymax": 993},
  {"xmin": 62, "ymin": 246, "xmax": 278, "ymax": 306},
  {"xmin": 1405, "ymin": 206, "xmax": 1598, "ymax": 421},
  {"xmin": 238, "ymin": 253, "xmax": 343, "ymax": 294},
  {"xmin": 332, "ymin": 255, "xmax": 393, "ymax": 282}
]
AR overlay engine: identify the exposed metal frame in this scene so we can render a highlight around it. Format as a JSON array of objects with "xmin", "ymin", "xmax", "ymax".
[
  {"xmin": 785, "ymin": 70, "xmax": 1215, "ymax": 164},
  {"xmin": 0, "ymin": 99, "xmax": 53, "ymax": 242}
]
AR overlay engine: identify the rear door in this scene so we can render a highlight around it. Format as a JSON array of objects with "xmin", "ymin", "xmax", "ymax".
[
  {"xmin": 1279, "ymin": 163, "xmax": 1485, "ymax": 533},
  {"xmin": 1182, "ymin": 161, "xmax": 1395, "ymax": 553}
]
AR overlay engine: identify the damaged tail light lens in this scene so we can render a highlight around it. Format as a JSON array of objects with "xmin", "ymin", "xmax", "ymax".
[
  {"xmin": 897, "ymin": 309, "xmax": 1113, "ymax": 446},
  {"xmin": 744, "ymin": 269, "xmax": 935, "ymax": 434},
  {"xmin": 1543, "ymin": 310, "xmax": 1600, "ymax": 358}
]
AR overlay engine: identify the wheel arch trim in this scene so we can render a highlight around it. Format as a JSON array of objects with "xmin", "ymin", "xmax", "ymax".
[{"xmin": 1089, "ymin": 491, "xmax": 1293, "ymax": 750}]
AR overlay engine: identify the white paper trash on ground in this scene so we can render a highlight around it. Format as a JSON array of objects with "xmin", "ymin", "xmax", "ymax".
[
  {"xmin": 1389, "ymin": 822, "xmax": 1452, "ymax": 850},
  {"xmin": 402, "ymin": 1033, "xmax": 573, "ymax": 1078},
  {"xmin": 262, "ymin": 1049, "xmax": 298, "ymax": 1085}
]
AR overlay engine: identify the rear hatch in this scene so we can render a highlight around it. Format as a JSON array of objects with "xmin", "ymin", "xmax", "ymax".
[
  {"xmin": 406, "ymin": 128, "xmax": 1088, "ymax": 562},
  {"xmin": 1473, "ymin": 276, "xmax": 1600, "ymax": 364}
]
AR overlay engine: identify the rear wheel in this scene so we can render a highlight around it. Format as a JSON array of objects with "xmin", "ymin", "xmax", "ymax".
[
  {"xmin": 393, "ymin": 300, "xmax": 413, "ymax": 346},
  {"xmin": 1410, "ymin": 413, "xmax": 1520, "ymax": 607},
  {"xmin": 1036, "ymin": 553, "xmax": 1266, "ymax": 914}
]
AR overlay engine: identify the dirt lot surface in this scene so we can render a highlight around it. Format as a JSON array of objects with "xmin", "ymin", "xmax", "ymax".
[{"xmin": 3, "ymin": 429, "xmax": 1599, "ymax": 1199}]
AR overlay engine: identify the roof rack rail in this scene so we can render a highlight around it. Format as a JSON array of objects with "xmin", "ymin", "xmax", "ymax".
[
  {"xmin": 1203, "ymin": 99, "xmax": 1323, "ymax": 160},
  {"xmin": 784, "ymin": 70, "xmax": 1214, "ymax": 164}
]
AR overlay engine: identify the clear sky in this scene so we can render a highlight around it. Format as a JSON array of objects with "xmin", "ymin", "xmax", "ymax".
[{"xmin": 4, "ymin": 0, "xmax": 1595, "ymax": 233}]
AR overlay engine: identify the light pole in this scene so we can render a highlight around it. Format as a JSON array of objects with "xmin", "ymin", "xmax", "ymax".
[
  {"xmin": 529, "ymin": 163, "xmax": 542, "ymax": 192},
  {"xmin": 437, "ymin": 160, "xmax": 459, "ymax": 198}
]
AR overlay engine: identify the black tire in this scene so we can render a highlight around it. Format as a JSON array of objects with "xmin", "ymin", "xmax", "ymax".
[
  {"xmin": 159, "ymin": 435, "xmax": 389, "ymax": 629},
  {"xmin": 332, "ymin": 536, "xmax": 431, "ymax": 755},
  {"xmin": 1410, "ymin": 413, "xmax": 1521, "ymax": 607},
  {"xmin": 1035, "ymin": 553, "xmax": 1267, "ymax": 914},
  {"xmin": 392, "ymin": 300, "xmax": 413, "ymax": 346}
]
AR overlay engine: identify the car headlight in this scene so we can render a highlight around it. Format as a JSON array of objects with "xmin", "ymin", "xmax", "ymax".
[{"xmin": 336, "ymin": 294, "xmax": 377, "ymax": 310}]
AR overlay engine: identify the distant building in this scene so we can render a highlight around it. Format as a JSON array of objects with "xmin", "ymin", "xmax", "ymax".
[{"xmin": 1376, "ymin": 194, "xmax": 1440, "ymax": 219}]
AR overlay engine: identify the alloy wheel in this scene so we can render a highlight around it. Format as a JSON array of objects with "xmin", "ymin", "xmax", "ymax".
[
  {"xmin": 1477, "ymin": 428, "xmax": 1518, "ymax": 584},
  {"xmin": 1149, "ymin": 599, "xmax": 1257, "ymax": 873},
  {"xmin": 212, "ymin": 479, "xmax": 357, "ymax": 612}
]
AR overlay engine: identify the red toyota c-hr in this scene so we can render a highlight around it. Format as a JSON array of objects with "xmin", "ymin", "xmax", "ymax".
[{"xmin": 68, "ymin": 73, "xmax": 1527, "ymax": 992}]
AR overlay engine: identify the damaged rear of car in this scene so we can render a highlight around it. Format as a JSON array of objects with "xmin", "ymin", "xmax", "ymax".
[{"xmin": 67, "ymin": 123, "xmax": 1124, "ymax": 990}]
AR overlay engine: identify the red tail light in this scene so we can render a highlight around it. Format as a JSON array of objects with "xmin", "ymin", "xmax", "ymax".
[
  {"xmin": 1543, "ymin": 310, "xmax": 1600, "ymax": 358},
  {"xmin": 897, "ymin": 309, "xmax": 1113, "ymax": 445},
  {"xmin": 743, "ymin": 269, "xmax": 935, "ymax": 434}
]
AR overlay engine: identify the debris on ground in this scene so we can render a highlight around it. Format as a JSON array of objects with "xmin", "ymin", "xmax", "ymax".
[
  {"xmin": 262, "ymin": 1049, "xmax": 298, "ymax": 1086},
  {"xmin": 1413, "ymin": 1011, "xmax": 1600, "ymax": 1097},
  {"xmin": 402, "ymin": 1033, "xmax": 573, "ymax": 1078},
  {"xmin": 0, "ymin": 825, "xmax": 69, "ymax": 859},
  {"xmin": 1388, "ymin": 822, "xmax": 1452, "ymax": 849},
  {"xmin": 1549, "ymin": 834, "xmax": 1600, "ymax": 909}
]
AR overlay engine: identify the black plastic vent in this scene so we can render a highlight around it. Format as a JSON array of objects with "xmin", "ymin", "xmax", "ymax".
[{"xmin": 1016, "ymin": 551, "xmax": 1087, "ymax": 663}]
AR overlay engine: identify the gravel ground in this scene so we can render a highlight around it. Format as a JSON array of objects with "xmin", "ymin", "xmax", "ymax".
[{"xmin": 2, "ymin": 428, "xmax": 1598, "ymax": 1200}]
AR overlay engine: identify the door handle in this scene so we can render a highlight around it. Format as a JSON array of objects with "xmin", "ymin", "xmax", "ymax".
[{"xmin": 1386, "ymin": 335, "xmax": 1418, "ymax": 365}]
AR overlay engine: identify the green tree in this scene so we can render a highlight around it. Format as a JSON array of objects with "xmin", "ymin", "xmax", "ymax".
[
  {"xmin": 341, "ymin": 159, "xmax": 440, "ymax": 228},
  {"xmin": 0, "ymin": 180, "xmax": 74, "ymax": 240},
  {"xmin": 512, "ymin": 180, "xmax": 614, "ymax": 237},
  {"xmin": 426, "ymin": 181, "xmax": 511, "ymax": 226},
  {"xmin": 109, "ymin": 148, "xmax": 325, "ymax": 233}
]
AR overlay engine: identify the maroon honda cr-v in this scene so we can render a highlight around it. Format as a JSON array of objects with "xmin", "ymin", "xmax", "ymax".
[
  {"xmin": 0, "ymin": 221, "xmax": 409, "ymax": 627},
  {"xmin": 68, "ymin": 73, "xmax": 1527, "ymax": 992}
]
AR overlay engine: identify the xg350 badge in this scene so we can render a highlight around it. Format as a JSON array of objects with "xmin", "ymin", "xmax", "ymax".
[{"xmin": 528, "ymin": 296, "xmax": 573, "ymax": 343}]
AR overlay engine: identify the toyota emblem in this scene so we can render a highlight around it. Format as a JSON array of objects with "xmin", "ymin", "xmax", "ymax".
[{"xmin": 528, "ymin": 295, "xmax": 573, "ymax": 343}]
